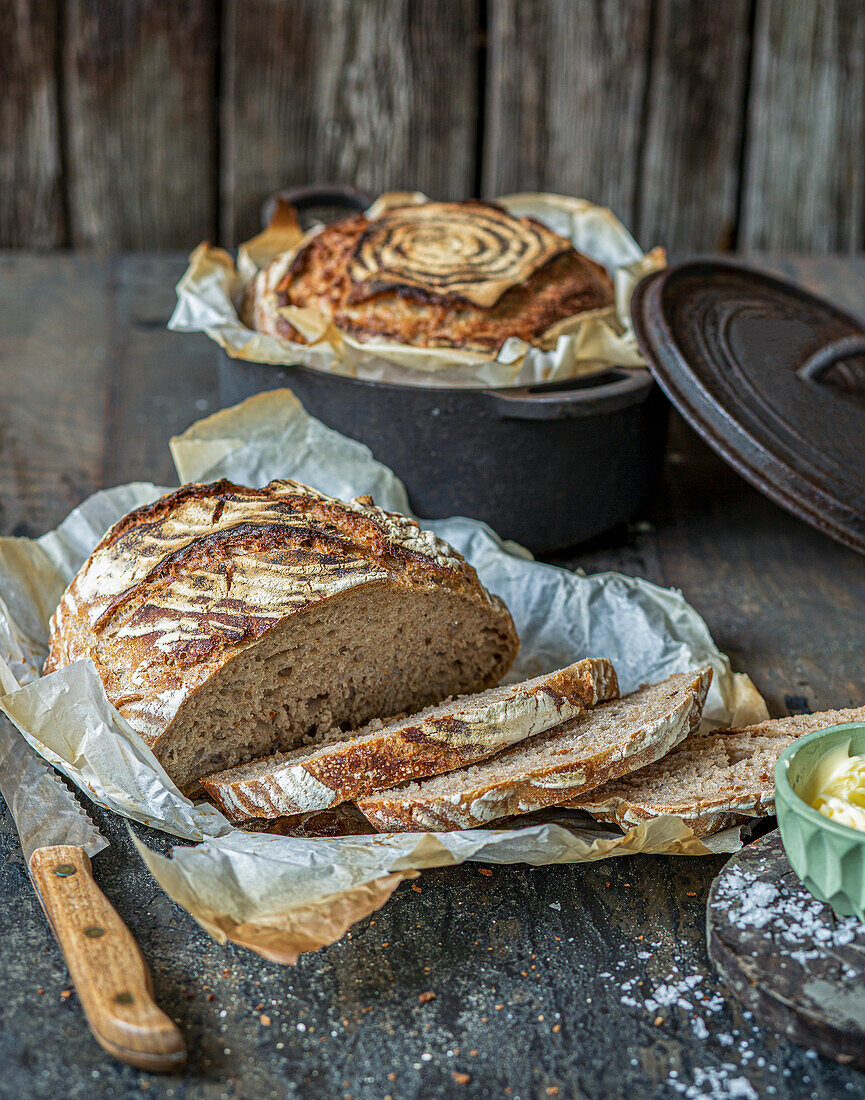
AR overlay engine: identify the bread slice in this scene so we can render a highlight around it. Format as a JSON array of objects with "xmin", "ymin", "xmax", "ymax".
[
  {"xmin": 200, "ymin": 658, "xmax": 619, "ymax": 822},
  {"xmin": 44, "ymin": 478, "xmax": 518, "ymax": 792},
  {"xmin": 568, "ymin": 705, "xmax": 865, "ymax": 837},
  {"xmin": 356, "ymin": 668, "xmax": 712, "ymax": 833}
]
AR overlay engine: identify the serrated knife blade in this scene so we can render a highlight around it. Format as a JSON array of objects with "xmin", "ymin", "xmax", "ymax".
[
  {"xmin": 0, "ymin": 715, "xmax": 185, "ymax": 1071},
  {"xmin": 0, "ymin": 716, "xmax": 106, "ymax": 862}
]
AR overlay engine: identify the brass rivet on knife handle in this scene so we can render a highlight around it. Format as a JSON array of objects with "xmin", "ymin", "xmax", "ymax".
[{"xmin": 28, "ymin": 845, "xmax": 186, "ymax": 1072}]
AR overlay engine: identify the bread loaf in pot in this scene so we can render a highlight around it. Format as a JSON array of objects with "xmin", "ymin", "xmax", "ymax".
[
  {"xmin": 245, "ymin": 199, "xmax": 615, "ymax": 353},
  {"xmin": 44, "ymin": 478, "xmax": 519, "ymax": 793}
]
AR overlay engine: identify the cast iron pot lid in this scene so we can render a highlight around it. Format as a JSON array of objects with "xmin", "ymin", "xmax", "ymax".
[{"xmin": 631, "ymin": 259, "xmax": 865, "ymax": 554}]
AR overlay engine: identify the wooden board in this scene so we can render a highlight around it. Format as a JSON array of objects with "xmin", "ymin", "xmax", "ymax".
[
  {"xmin": 0, "ymin": 254, "xmax": 112, "ymax": 537},
  {"xmin": 220, "ymin": 0, "xmax": 479, "ymax": 245},
  {"xmin": 63, "ymin": 0, "xmax": 217, "ymax": 249},
  {"xmin": 0, "ymin": 252, "xmax": 218, "ymax": 535},
  {"xmin": 740, "ymin": 0, "xmax": 865, "ymax": 252},
  {"xmin": 708, "ymin": 830, "xmax": 865, "ymax": 1069},
  {"xmin": 0, "ymin": 0, "xmax": 64, "ymax": 247},
  {"xmin": 102, "ymin": 255, "xmax": 219, "ymax": 487}
]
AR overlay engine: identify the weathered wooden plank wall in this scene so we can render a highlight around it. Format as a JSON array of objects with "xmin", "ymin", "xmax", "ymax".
[
  {"xmin": 221, "ymin": 0, "xmax": 479, "ymax": 243},
  {"xmin": 740, "ymin": 0, "xmax": 865, "ymax": 252},
  {"xmin": 63, "ymin": 0, "xmax": 217, "ymax": 248},
  {"xmin": 637, "ymin": 0, "xmax": 753, "ymax": 251},
  {"xmin": 1, "ymin": 0, "xmax": 862, "ymax": 253},
  {"xmin": 0, "ymin": 0, "xmax": 64, "ymax": 247},
  {"xmin": 483, "ymin": 0, "xmax": 652, "ymax": 229}
]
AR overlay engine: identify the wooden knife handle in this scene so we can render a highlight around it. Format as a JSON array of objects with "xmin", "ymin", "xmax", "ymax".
[{"xmin": 28, "ymin": 845, "xmax": 186, "ymax": 1072}]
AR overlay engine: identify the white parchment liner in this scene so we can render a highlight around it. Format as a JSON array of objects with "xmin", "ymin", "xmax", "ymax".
[
  {"xmin": 168, "ymin": 192, "xmax": 666, "ymax": 389},
  {"xmin": 0, "ymin": 391, "xmax": 768, "ymax": 964}
]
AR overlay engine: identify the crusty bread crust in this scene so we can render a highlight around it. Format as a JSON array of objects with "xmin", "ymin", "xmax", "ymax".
[
  {"xmin": 569, "ymin": 704, "xmax": 865, "ymax": 837},
  {"xmin": 247, "ymin": 201, "xmax": 614, "ymax": 353},
  {"xmin": 345, "ymin": 201, "xmax": 569, "ymax": 306},
  {"xmin": 357, "ymin": 668, "xmax": 712, "ymax": 832},
  {"xmin": 200, "ymin": 658, "xmax": 619, "ymax": 822},
  {"xmin": 45, "ymin": 479, "xmax": 518, "ymax": 789}
]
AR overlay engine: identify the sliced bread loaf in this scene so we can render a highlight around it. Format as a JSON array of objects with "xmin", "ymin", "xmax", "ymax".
[
  {"xmin": 200, "ymin": 658, "xmax": 619, "ymax": 822},
  {"xmin": 356, "ymin": 667, "xmax": 712, "ymax": 832},
  {"xmin": 568, "ymin": 704, "xmax": 865, "ymax": 837},
  {"xmin": 45, "ymin": 478, "xmax": 518, "ymax": 792}
]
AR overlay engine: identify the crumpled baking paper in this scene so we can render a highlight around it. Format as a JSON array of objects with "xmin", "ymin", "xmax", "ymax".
[
  {"xmin": 168, "ymin": 191, "xmax": 666, "ymax": 389},
  {"xmin": 0, "ymin": 391, "xmax": 767, "ymax": 963},
  {"xmin": 133, "ymin": 816, "xmax": 744, "ymax": 966}
]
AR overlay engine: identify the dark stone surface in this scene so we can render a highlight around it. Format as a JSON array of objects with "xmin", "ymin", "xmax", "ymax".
[{"xmin": 1, "ymin": 253, "xmax": 865, "ymax": 1098}]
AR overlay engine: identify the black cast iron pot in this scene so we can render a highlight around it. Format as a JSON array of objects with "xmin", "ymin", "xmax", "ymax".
[
  {"xmin": 218, "ymin": 357, "xmax": 666, "ymax": 553},
  {"xmin": 217, "ymin": 186, "xmax": 668, "ymax": 554}
]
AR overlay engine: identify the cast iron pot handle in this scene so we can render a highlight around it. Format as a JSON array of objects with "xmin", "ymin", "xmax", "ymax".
[
  {"xmin": 261, "ymin": 184, "xmax": 374, "ymax": 229},
  {"xmin": 797, "ymin": 335, "xmax": 865, "ymax": 383},
  {"xmin": 485, "ymin": 369, "xmax": 654, "ymax": 420}
]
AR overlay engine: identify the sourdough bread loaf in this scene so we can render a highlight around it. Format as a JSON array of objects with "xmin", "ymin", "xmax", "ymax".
[
  {"xmin": 569, "ymin": 705, "xmax": 865, "ymax": 837},
  {"xmin": 357, "ymin": 668, "xmax": 712, "ymax": 832},
  {"xmin": 45, "ymin": 478, "xmax": 519, "ymax": 792},
  {"xmin": 245, "ymin": 199, "xmax": 614, "ymax": 353},
  {"xmin": 200, "ymin": 658, "xmax": 619, "ymax": 822}
]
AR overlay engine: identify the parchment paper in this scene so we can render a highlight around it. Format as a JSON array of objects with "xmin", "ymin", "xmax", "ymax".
[
  {"xmin": 168, "ymin": 192, "xmax": 666, "ymax": 389},
  {"xmin": 0, "ymin": 391, "xmax": 768, "ymax": 963}
]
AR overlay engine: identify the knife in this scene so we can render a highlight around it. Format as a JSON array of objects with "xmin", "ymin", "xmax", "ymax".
[{"xmin": 0, "ymin": 716, "xmax": 186, "ymax": 1072}]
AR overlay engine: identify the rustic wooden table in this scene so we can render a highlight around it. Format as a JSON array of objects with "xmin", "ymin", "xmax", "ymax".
[{"xmin": 1, "ymin": 253, "xmax": 863, "ymax": 1100}]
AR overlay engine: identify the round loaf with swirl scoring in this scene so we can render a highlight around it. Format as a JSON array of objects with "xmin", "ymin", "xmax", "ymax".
[{"xmin": 245, "ymin": 199, "xmax": 614, "ymax": 353}]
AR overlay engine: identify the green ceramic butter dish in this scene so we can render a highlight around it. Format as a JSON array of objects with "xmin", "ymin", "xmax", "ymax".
[{"xmin": 775, "ymin": 722, "xmax": 865, "ymax": 921}]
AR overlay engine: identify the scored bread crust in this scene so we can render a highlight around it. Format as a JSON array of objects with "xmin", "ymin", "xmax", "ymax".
[
  {"xmin": 569, "ymin": 704, "xmax": 865, "ymax": 837},
  {"xmin": 200, "ymin": 658, "xmax": 619, "ymax": 822},
  {"xmin": 357, "ymin": 668, "xmax": 712, "ymax": 832},
  {"xmin": 45, "ymin": 478, "xmax": 518, "ymax": 791},
  {"xmin": 245, "ymin": 201, "xmax": 614, "ymax": 353},
  {"xmin": 346, "ymin": 201, "xmax": 569, "ymax": 306}
]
